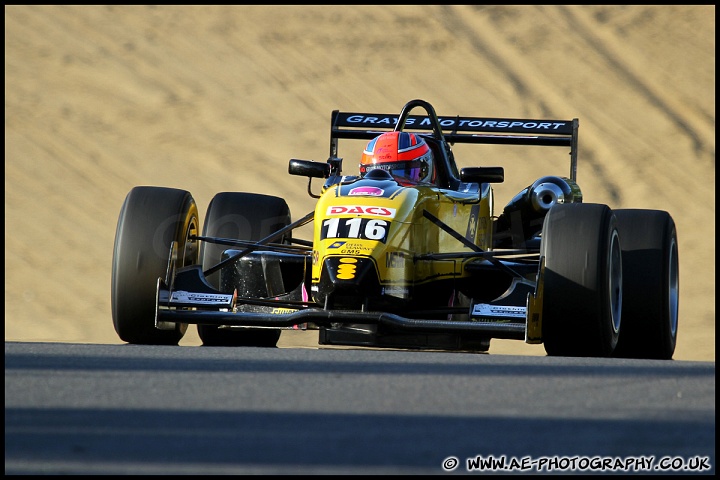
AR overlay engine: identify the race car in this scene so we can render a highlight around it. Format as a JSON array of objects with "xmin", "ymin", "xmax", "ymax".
[{"xmin": 111, "ymin": 99, "xmax": 679, "ymax": 359}]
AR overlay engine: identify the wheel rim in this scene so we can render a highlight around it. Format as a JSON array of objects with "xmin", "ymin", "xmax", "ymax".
[
  {"xmin": 609, "ymin": 229, "xmax": 622, "ymax": 334},
  {"xmin": 668, "ymin": 236, "xmax": 679, "ymax": 337},
  {"xmin": 182, "ymin": 216, "xmax": 199, "ymax": 267}
]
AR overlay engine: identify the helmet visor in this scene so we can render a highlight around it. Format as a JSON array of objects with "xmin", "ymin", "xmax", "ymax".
[{"xmin": 365, "ymin": 158, "xmax": 431, "ymax": 183}]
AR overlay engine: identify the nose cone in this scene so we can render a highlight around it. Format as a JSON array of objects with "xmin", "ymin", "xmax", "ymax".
[{"xmin": 314, "ymin": 256, "xmax": 381, "ymax": 309}]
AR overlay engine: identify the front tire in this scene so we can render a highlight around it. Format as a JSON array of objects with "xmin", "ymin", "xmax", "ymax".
[
  {"xmin": 541, "ymin": 203, "xmax": 622, "ymax": 357},
  {"xmin": 111, "ymin": 186, "xmax": 199, "ymax": 344},
  {"xmin": 198, "ymin": 192, "xmax": 291, "ymax": 347},
  {"xmin": 612, "ymin": 209, "xmax": 678, "ymax": 359}
]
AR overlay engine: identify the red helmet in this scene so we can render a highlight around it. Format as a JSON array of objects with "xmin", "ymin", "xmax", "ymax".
[{"xmin": 359, "ymin": 132, "xmax": 435, "ymax": 184}]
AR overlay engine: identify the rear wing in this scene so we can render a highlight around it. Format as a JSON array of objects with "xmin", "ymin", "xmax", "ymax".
[{"xmin": 330, "ymin": 106, "xmax": 579, "ymax": 182}]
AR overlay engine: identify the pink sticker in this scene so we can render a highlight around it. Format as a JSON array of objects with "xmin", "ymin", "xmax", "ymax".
[{"xmin": 349, "ymin": 186, "xmax": 384, "ymax": 196}]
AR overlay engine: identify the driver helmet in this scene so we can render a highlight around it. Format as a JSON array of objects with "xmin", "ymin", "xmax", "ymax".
[{"xmin": 359, "ymin": 131, "xmax": 435, "ymax": 184}]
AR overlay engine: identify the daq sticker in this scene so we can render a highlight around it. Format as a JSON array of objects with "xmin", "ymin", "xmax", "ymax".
[{"xmin": 326, "ymin": 205, "xmax": 396, "ymax": 218}]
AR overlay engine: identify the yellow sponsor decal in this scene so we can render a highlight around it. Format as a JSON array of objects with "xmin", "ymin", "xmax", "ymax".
[
  {"xmin": 337, "ymin": 257, "xmax": 358, "ymax": 280},
  {"xmin": 271, "ymin": 308, "xmax": 297, "ymax": 314},
  {"xmin": 386, "ymin": 251, "xmax": 409, "ymax": 268}
]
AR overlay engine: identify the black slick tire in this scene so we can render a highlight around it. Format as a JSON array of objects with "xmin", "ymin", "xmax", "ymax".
[
  {"xmin": 198, "ymin": 192, "xmax": 291, "ymax": 347},
  {"xmin": 540, "ymin": 203, "xmax": 622, "ymax": 357},
  {"xmin": 612, "ymin": 209, "xmax": 678, "ymax": 360},
  {"xmin": 111, "ymin": 186, "xmax": 199, "ymax": 345}
]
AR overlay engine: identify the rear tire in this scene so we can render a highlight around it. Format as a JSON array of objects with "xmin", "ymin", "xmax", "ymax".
[
  {"xmin": 612, "ymin": 209, "xmax": 678, "ymax": 359},
  {"xmin": 198, "ymin": 192, "xmax": 291, "ymax": 347},
  {"xmin": 541, "ymin": 203, "xmax": 622, "ymax": 357},
  {"xmin": 111, "ymin": 186, "xmax": 199, "ymax": 345}
]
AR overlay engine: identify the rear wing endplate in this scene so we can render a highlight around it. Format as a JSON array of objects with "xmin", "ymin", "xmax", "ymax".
[{"xmin": 330, "ymin": 110, "xmax": 579, "ymax": 182}]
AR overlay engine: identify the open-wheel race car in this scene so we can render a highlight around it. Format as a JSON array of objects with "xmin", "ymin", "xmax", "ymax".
[{"xmin": 111, "ymin": 99, "xmax": 679, "ymax": 359}]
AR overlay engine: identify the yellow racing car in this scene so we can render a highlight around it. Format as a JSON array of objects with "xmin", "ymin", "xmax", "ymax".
[{"xmin": 111, "ymin": 99, "xmax": 679, "ymax": 358}]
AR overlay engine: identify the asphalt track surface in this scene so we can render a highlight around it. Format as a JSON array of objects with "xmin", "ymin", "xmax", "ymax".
[{"xmin": 5, "ymin": 341, "xmax": 715, "ymax": 475}]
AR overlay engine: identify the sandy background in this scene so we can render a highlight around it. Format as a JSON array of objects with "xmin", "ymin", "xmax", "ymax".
[{"xmin": 5, "ymin": 6, "xmax": 715, "ymax": 361}]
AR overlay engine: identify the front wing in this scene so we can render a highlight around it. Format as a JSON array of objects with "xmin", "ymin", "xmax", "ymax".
[{"xmin": 154, "ymin": 265, "xmax": 544, "ymax": 344}]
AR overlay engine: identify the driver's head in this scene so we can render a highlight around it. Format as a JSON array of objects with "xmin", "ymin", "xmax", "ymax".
[{"xmin": 360, "ymin": 132, "xmax": 435, "ymax": 184}]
